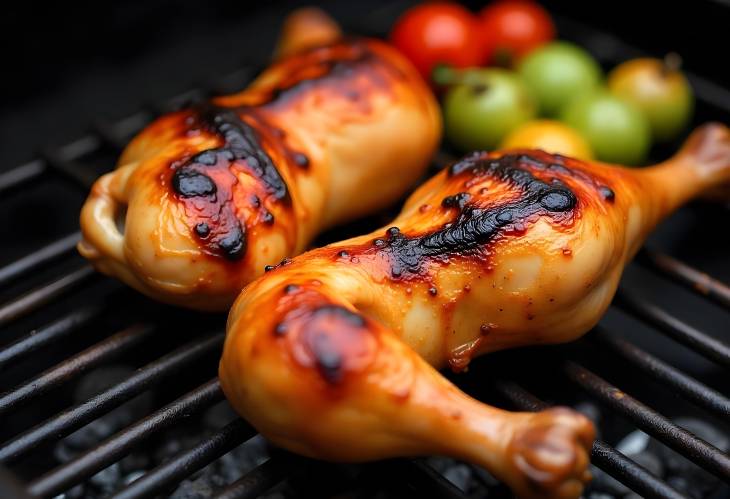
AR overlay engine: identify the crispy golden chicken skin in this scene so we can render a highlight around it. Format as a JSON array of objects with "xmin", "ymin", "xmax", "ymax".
[
  {"xmin": 78, "ymin": 31, "xmax": 440, "ymax": 310},
  {"xmin": 221, "ymin": 124, "xmax": 730, "ymax": 498}
]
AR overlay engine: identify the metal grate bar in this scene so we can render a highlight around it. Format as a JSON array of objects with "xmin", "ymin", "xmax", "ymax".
[
  {"xmin": 92, "ymin": 112, "xmax": 152, "ymax": 151},
  {"xmin": 0, "ymin": 160, "xmax": 46, "ymax": 194},
  {"xmin": 0, "ymin": 64, "xmax": 255, "ymax": 197},
  {"xmin": 47, "ymin": 87, "xmax": 207, "ymax": 192},
  {"xmin": 54, "ymin": 135, "xmax": 103, "ymax": 163},
  {"xmin": 493, "ymin": 380, "xmax": 688, "ymax": 499},
  {"xmin": 401, "ymin": 460, "xmax": 470, "ymax": 499},
  {"xmin": 0, "ymin": 332, "xmax": 223, "ymax": 464},
  {"xmin": 41, "ymin": 150, "xmax": 99, "ymax": 190},
  {"xmin": 213, "ymin": 458, "xmax": 286, "ymax": 499},
  {"xmin": 0, "ymin": 265, "xmax": 97, "ymax": 328},
  {"xmin": 563, "ymin": 361, "xmax": 730, "ymax": 481},
  {"xmin": 590, "ymin": 440, "xmax": 686, "ymax": 499},
  {"xmin": 0, "ymin": 83, "xmax": 224, "ymax": 197},
  {"xmin": 111, "ymin": 419, "xmax": 254, "ymax": 499},
  {"xmin": 637, "ymin": 248, "xmax": 730, "ymax": 310},
  {"xmin": 0, "ymin": 232, "xmax": 80, "ymax": 288},
  {"xmin": 108, "ymin": 111, "xmax": 155, "ymax": 139},
  {"xmin": 40, "ymin": 134, "xmax": 105, "ymax": 189},
  {"xmin": 27, "ymin": 379, "xmax": 223, "ymax": 498},
  {"xmin": 614, "ymin": 289, "xmax": 730, "ymax": 367},
  {"xmin": 0, "ymin": 324, "xmax": 154, "ymax": 418},
  {"xmin": 0, "ymin": 305, "xmax": 103, "ymax": 372},
  {"xmin": 0, "ymin": 235, "xmax": 88, "ymax": 288},
  {"xmin": 590, "ymin": 328, "xmax": 730, "ymax": 419}
]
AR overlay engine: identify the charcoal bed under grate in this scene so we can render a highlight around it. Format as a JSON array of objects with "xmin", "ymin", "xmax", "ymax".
[{"xmin": 1, "ymin": 4, "xmax": 729, "ymax": 499}]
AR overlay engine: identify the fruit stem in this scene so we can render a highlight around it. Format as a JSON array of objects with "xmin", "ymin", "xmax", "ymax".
[
  {"xmin": 431, "ymin": 64, "xmax": 461, "ymax": 86},
  {"xmin": 431, "ymin": 65, "xmax": 489, "ymax": 94},
  {"xmin": 492, "ymin": 47, "xmax": 514, "ymax": 68},
  {"xmin": 661, "ymin": 52, "xmax": 682, "ymax": 78}
]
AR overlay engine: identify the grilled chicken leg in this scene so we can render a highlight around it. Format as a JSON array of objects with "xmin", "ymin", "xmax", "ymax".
[
  {"xmin": 78, "ymin": 10, "xmax": 440, "ymax": 310},
  {"xmin": 220, "ymin": 124, "xmax": 730, "ymax": 498}
]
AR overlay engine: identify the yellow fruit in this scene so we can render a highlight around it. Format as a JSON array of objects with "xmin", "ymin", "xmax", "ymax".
[
  {"xmin": 608, "ymin": 56, "xmax": 694, "ymax": 142},
  {"xmin": 500, "ymin": 120, "xmax": 594, "ymax": 160}
]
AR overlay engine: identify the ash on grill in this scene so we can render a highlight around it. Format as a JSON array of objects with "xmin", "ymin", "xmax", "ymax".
[
  {"xmin": 582, "ymin": 411, "xmax": 729, "ymax": 499},
  {"xmin": 52, "ymin": 367, "xmax": 272, "ymax": 499},
  {"xmin": 49, "ymin": 365, "xmax": 728, "ymax": 499}
]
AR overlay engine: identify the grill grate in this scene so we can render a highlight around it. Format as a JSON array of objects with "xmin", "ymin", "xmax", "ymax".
[{"xmin": 1, "ymin": 8, "xmax": 729, "ymax": 499}]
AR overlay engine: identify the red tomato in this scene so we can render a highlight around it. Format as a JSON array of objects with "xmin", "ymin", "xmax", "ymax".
[
  {"xmin": 390, "ymin": 3, "xmax": 487, "ymax": 80},
  {"xmin": 480, "ymin": 0, "xmax": 555, "ymax": 64}
]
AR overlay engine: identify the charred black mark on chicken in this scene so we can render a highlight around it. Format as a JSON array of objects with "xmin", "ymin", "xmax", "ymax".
[
  {"xmin": 195, "ymin": 103, "xmax": 290, "ymax": 203},
  {"xmin": 170, "ymin": 103, "xmax": 296, "ymax": 261},
  {"xmin": 599, "ymin": 186, "xmax": 615, "ymax": 202},
  {"xmin": 376, "ymin": 154, "xmax": 577, "ymax": 278}
]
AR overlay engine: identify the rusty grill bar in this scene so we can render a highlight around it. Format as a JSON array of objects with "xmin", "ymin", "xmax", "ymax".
[{"xmin": 0, "ymin": 11, "xmax": 728, "ymax": 499}]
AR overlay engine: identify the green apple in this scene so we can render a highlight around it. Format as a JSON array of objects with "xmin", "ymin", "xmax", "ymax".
[
  {"xmin": 443, "ymin": 68, "xmax": 537, "ymax": 152},
  {"xmin": 608, "ymin": 56, "xmax": 694, "ymax": 142},
  {"xmin": 561, "ymin": 90, "xmax": 651, "ymax": 165},
  {"xmin": 518, "ymin": 41, "xmax": 602, "ymax": 116}
]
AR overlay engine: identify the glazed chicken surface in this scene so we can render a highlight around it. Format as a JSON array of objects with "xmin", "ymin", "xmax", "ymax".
[
  {"xmin": 77, "ymin": 10, "xmax": 441, "ymax": 310},
  {"xmin": 220, "ymin": 124, "xmax": 730, "ymax": 498}
]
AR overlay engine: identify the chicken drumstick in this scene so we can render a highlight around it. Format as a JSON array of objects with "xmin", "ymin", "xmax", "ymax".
[
  {"xmin": 220, "ymin": 124, "xmax": 730, "ymax": 498},
  {"xmin": 78, "ymin": 10, "xmax": 440, "ymax": 310}
]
